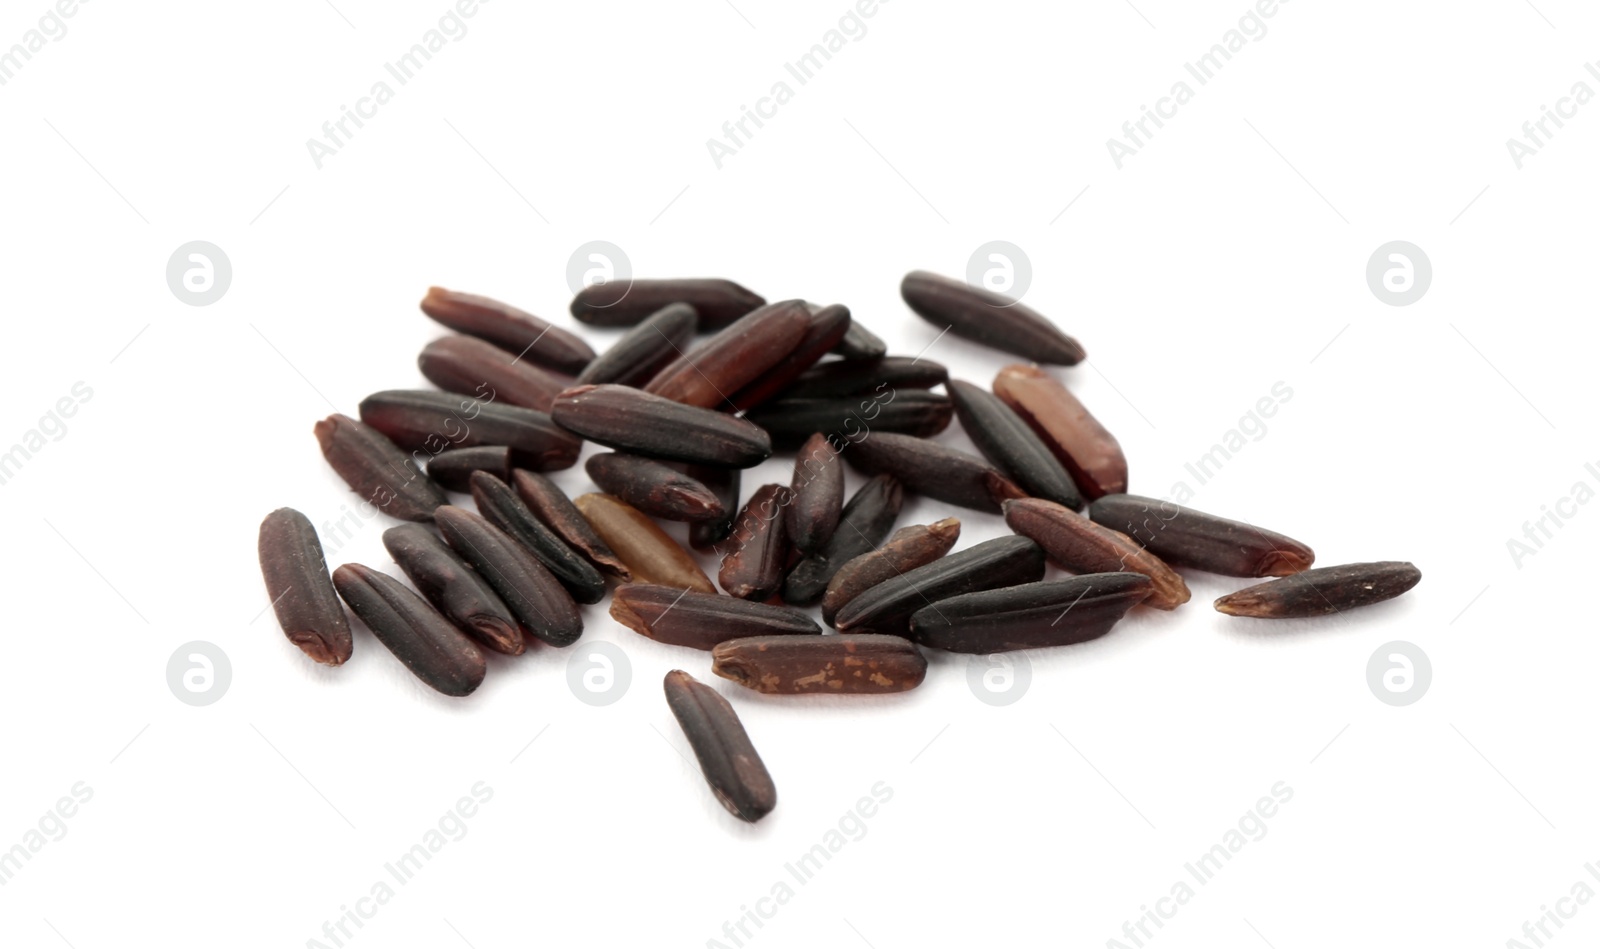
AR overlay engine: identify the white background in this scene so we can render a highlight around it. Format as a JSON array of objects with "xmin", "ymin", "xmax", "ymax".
[{"xmin": 1, "ymin": 1, "xmax": 1596, "ymax": 946}]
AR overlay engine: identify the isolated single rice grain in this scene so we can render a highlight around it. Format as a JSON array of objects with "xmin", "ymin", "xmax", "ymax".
[
  {"xmin": 331, "ymin": 563, "xmax": 486, "ymax": 697},
  {"xmin": 712, "ymin": 634, "xmax": 928, "ymax": 695},
  {"xmin": 743, "ymin": 390, "xmax": 954, "ymax": 451},
  {"xmin": 314, "ymin": 413, "xmax": 449, "ymax": 523},
  {"xmin": 993, "ymin": 364, "xmax": 1127, "ymax": 499},
  {"xmin": 550, "ymin": 384, "xmax": 772, "ymax": 468},
  {"xmin": 783, "ymin": 474, "xmax": 903, "ymax": 606},
  {"xmin": 417, "ymin": 335, "xmax": 571, "ymax": 412},
  {"xmin": 718, "ymin": 484, "xmax": 794, "ymax": 601},
  {"xmin": 900, "ymin": 270, "xmax": 1085, "ymax": 365},
  {"xmin": 728, "ymin": 303, "xmax": 853, "ymax": 412},
  {"xmin": 358, "ymin": 390, "xmax": 581, "ymax": 470},
  {"xmin": 782, "ymin": 355, "xmax": 949, "ymax": 400},
  {"xmin": 468, "ymin": 471, "xmax": 607, "ymax": 604},
  {"xmin": 258, "ymin": 508, "xmax": 353, "ymax": 665},
  {"xmin": 786, "ymin": 433, "xmax": 845, "ymax": 556},
  {"xmin": 834, "ymin": 536, "xmax": 1047, "ymax": 636},
  {"xmin": 382, "ymin": 523, "xmax": 525, "ymax": 655},
  {"xmin": 821, "ymin": 518, "xmax": 961, "ymax": 626},
  {"xmin": 512, "ymin": 471, "xmax": 632, "ymax": 581},
  {"xmin": 610, "ymin": 584, "xmax": 820, "ymax": 650},
  {"xmin": 1003, "ymin": 498, "xmax": 1189, "ymax": 610},
  {"xmin": 832, "ymin": 320, "xmax": 887, "ymax": 360},
  {"xmin": 585, "ymin": 453, "xmax": 727, "ymax": 523},
  {"xmin": 421, "ymin": 286, "xmax": 595, "ymax": 375},
  {"xmin": 948, "ymin": 379, "xmax": 1083, "ymax": 511},
  {"xmin": 434, "ymin": 505, "xmax": 584, "ymax": 647},
  {"xmin": 844, "ymin": 431, "xmax": 1025, "ymax": 514},
  {"xmin": 570, "ymin": 278, "xmax": 765, "ymax": 330},
  {"xmin": 663, "ymin": 669, "xmax": 777, "ymax": 823},
  {"xmin": 909, "ymin": 572, "xmax": 1152, "ymax": 653},
  {"xmin": 1214, "ymin": 562, "xmax": 1422, "ymax": 618},
  {"xmin": 1088, "ymin": 494, "xmax": 1315, "ymax": 578},
  {"xmin": 574, "ymin": 302, "xmax": 698, "ymax": 387},
  {"xmin": 574, "ymin": 493, "xmax": 716, "ymax": 594},
  {"xmin": 644, "ymin": 300, "xmax": 813, "ymax": 409},
  {"xmin": 687, "ymin": 464, "xmax": 741, "ymax": 552},
  {"xmin": 427, "ymin": 446, "xmax": 515, "ymax": 494}
]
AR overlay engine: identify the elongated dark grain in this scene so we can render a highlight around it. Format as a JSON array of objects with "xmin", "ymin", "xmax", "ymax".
[
  {"xmin": 1214, "ymin": 562, "xmax": 1422, "ymax": 618},
  {"xmin": 832, "ymin": 320, "xmax": 887, "ymax": 360},
  {"xmin": 728, "ymin": 304, "xmax": 853, "ymax": 411},
  {"xmin": 743, "ymin": 391, "xmax": 954, "ymax": 451},
  {"xmin": 314, "ymin": 413, "xmax": 449, "ymax": 522},
  {"xmin": 663, "ymin": 670, "xmax": 777, "ymax": 822},
  {"xmin": 712, "ymin": 635, "xmax": 927, "ymax": 695},
  {"xmin": 948, "ymin": 379, "xmax": 1082, "ymax": 510},
  {"xmin": 834, "ymin": 536, "xmax": 1047, "ymax": 636},
  {"xmin": 1089, "ymin": 494, "xmax": 1315, "ymax": 578},
  {"xmin": 994, "ymin": 364, "xmax": 1127, "ymax": 499},
  {"xmin": 258, "ymin": 508, "xmax": 353, "ymax": 665},
  {"xmin": 585, "ymin": 453, "xmax": 725, "ymax": 523},
  {"xmin": 571, "ymin": 278, "xmax": 765, "ymax": 330},
  {"xmin": 574, "ymin": 302, "xmax": 698, "ymax": 387},
  {"xmin": 782, "ymin": 356, "xmax": 949, "ymax": 400},
  {"xmin": 821, "ymin": 518, "xmax": 961, "ymax": 626},
  {"xmin": 469, "ymin": 472, "xmax": 606, "ymax": 604},
  {"xmin": 426, "ymin": 446, "xmax": 513, "ymax": 493},
  {"xmin": 786, "ymin": 433, "xmax": 845, "ymax": 556},
  {"xmin": 512, "ymin": 471, "xmax": 632, "ymax": 581},
  {"xmin": 718, "ymin": 484, "xmax": 793, "ymax": 601},
  {"xmin": 783, "ymin": 474, "xmax": 903, "ymax": 605},
  {"xmin": 1003, "ymin": 498, "xmax": 1190, "ymax": 610},
  {"xmin": 610, "ymin": 584, "xmax": 819, "ymax": 650},
  {"xmin": 687, "ymin": 464, "xmax": 741, "ymax": 551},
  {"xmin": 909, "ymin": 573, "xmax": 1152, "ymax": 653},
  {"xmin": 644, "ymin": 300, "xmax": 813, "ymax": 408},
  {"xmin": 331, "ymin": 563, "xmax": 486, "ymax": 696},
  {"xmin": 382, "ymin": 524, "xmax": 524, "ymax": 655},
  {"xmin": 358, "ymin": 390, "xmax": 581, "ymax": 469},
  {"xmin": 551, "ymin": 384, "xmax": 772, "ymax": 467},
  {"xmin": 845, "ymin": 431, "xmax": 1025, "ymax": 514},
  {"xmin": 574, "ymin": 493, "xmax": 716, "ymax": 593},
  {"xmin": 418, "ymin": 335, "xmax": 571, "ymax": 411},
  {"xmin": 434, "ymin": 505, "xmax": 584, "ymax": 647},
  {"xmin": 421, "ymin": 286, "xmax": 595, "ymax": 374},
  {"xmin": 900, "ymin": 270, "xmax": 1085, "ymax": 365}
]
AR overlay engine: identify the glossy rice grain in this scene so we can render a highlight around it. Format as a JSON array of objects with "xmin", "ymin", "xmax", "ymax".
[
  {"xmin": 417, "ymin": 335, "xmax": 570, "ymax": 411},
  {"xmin": 712, "ymin": 634, "xmax": 927, "ymax": 695},
  {"xmin": 585, "ymin": 453, "xmax": 726, "ymax": 523},
  {"xmin": 948, "ymin": 379, "xmax": 1083, "ymax": 510},
  {"xmin": 426, "ymin": 446, "xmax": 513, "ymax": 493},
  {"xmin": 900, "ymin": 270, "xmax": 1085, "ymax": 365},
  {"xmin": 358, "ymin": 390, "xmax": 580, "ymax": 470},
  {"xmin": 909, "ymin": 573, "xmax": 1152, "ymax": 653},
  {"xmin": 1003, "ymin": 498, "xmax": 1189, "ymax": 610},
  {"xmin": 434, "ymin": 505, "xmax": 584, "ymax": 647},
  {"xmin": 644, "ymin": 300, "xmax": 813, "ymax": 408},
  {"xmin": 834, "ymin": 536, "xmax": 1047, "ymax": 636},
  {"xmin": 574, "ymin": 303, "xmax": 697, "ymax": 387},
  {"xmin": 728, "ymin": 304, "xmax": 853, "ymax": 411},
  {"xmin": 314, "ymin": 414, "xmax": 448, "ymax": 523},
  {"xmin": 574, "ymin": 493, "xmax": 716, "ymax": 593},
  {"xmin": 821, "ymin": 518, "xmax": 961, "ymax": 626},
  {"xmin": 551, "ymin": 384, "xmax": 772, "ymax": 468},
  {"xmin": 687, "ymin": 464, "xmax": 741, "ymax": 552},
  {"xmin": 382, "ymin": 524, "xmax": 524, "ymax": 655},
  {"xmin": 421, "ymin": 286, "xmax": 595, "ymax": 374},
  {"xmin": 782, "ymin": 356, "xmax": 949, "ymax": 400},
  {"xmin": 1089, "ymin": 494, "xmax": 1315, "ymax": 578},
  {"xmin": 993, "ymin": 364, "xmax": 1127, "ymax": 499},
  {"xmin": 783, "ymin": 474, "xmax": 903, "ymax": 605},
  {"xmin": 832, "ymin": 320, "xmax": 887, "ymax": 360},
  {"xmin": 331, "ymin": 563, "xmax": 486, "ymax": 696},
  {"xmin": 258, "ymin": 508, "xmax": 353, "ymax": 665},
  {"xmin": 663, "ymin": 670, "xmax": 777, "ymax": 822},
  {"xmin": 845, "ymin": 431, "xmax": 1025, "ymax": 514},
  {"xmin": 513, "ymin": 471, "xmax": 632, "ymax": 581},
  {"xmin": 718, "ymin": 484, "xmax": 793, "ymax": 601},
  {"xmin": 469, "ymin": 472, "xmax": 606, "ymax": 604},
  {"xmin": 571, "ymin": 278, "xmax": 764, "ymax": 330},
  {"xmin": 610, "ymin": 584, "xmax": 819, "ymax": 650},
  {"xmin": 786, "ymin": 433, "xmax": 845, "ymax": 556},
  {"xmin": 743, "ymin": 390, "xmax": 954, "ymax": 452},
  {"xmin": 1214, "ymin": 562, "xmax": 1422, "ymax": 618}
]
